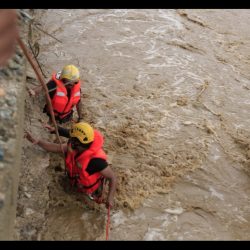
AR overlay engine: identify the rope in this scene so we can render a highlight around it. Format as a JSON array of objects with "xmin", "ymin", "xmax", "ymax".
[
  {"xmin": 28, "ymin": 40, "xmax": 47, "ymax": 78},
  {"xmin": 106, "ymin": 205, "xmax": 111, "ymax": 241},
  {"xmin": 91, "ymin": 179, "xmax": 111, "ymax": 241},
  {"xmin": 17, "ymin": 36, "xmax": 65, "ymax": 159}
]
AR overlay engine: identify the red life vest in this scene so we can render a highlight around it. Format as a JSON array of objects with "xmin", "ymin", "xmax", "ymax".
[
  {"xmin": 50, "ymin": 73, "xmax": 81, "ymax": 119},
  {"xmin": 65, "ymin": 130, "xmax": 107, "ymax": 194}
]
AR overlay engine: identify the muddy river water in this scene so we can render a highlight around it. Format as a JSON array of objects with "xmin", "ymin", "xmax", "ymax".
[{"xmin": 15, "ymin": 9, "xmax": 250, "ymax": 240}]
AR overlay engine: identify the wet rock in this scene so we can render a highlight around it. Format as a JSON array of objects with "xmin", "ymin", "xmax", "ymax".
[
  {"xmin": 16, "ymin": 204, "xmax": 24, "ymax": 216},
  {"xmin": 6, "ymin": 95, "xmax": 17, "ymax": 107},
  {"xmin": 26, "ymin": 67, "xmax": 37, "ymax": 80},
  {"xmin": 0, "ymin": 147, "xmax": 3, "ymax": 161},
  {"xmin": 0, "ymin": 110, "xmax": 13, "ymax": 120},
  {"xmin": 26, "ymin": 76, "xmax": 37, "ymax": 84},
  {"xmin": 0, "ymin": 128, "xmax": 8, "ymax": 142},
  {"xmin": 8, "ymin": 60, "xmax": 20, "ymax": 71},
  {"xmin": 20, "ymin": 224, "xmax": 37, "ymax": 240},
  {"xmin": 0, "ymin": 192, "xmax": 5, "ymax": 209},
  {"xmin": 0, "ymin": 68, "xmax": 12, "ymax": 78},
  {"xmin": 24, "ymin": 192, "xmax": 32, "ymax": 199},
  {"xmin": 13, "ymin": 53, "xmax": 23, "ymax": 65},
  {"xmin": 0, "ymin": 99, "xmax": 6, "ymax": 108},
  {"xmin": 25, "ymin": 208, "xmax": 35, "ymax": 216}
]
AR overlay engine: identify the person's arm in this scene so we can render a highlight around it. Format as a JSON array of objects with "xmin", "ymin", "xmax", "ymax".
[
  {"xmin": 28, "ymin": 80, "xmax": 56, "ymax": 98},
  {"xmin": 100, "ymin": 166, "xmax": 117, "ymax": 208},
  {"xmin": 43, "ymin": 124, "xmax": 70, "ymax": 138},
  {"xmin": 25, "ymin": 131, "xmax": 67, "ymax": 154}
]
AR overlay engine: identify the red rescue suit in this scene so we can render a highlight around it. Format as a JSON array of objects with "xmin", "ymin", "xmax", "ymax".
[
  {"xmin": 65, "ymin": 130, "xmax": 107, "ymax": 194},
  {"xmin": 50, "ymin": 73, "xmax": 81, "ymax": 120}
]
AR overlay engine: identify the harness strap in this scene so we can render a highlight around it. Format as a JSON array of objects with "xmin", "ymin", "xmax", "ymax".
[
  {"xmin": 53, "ymin": 109, "xmax": 72, "ymax": 116},
  {"xmin": 81, "ymin": 177, "xmax": 102, "ymax": 189}
]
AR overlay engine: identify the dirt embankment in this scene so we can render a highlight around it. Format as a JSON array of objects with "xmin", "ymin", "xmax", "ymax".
[{"xmin": 0, "ymin": 12, "xmax": 26, "ymax": 240}]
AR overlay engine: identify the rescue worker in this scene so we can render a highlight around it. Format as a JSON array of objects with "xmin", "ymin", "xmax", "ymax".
[
  {"xmin": 28, "ymin": 64, "xmax": 83, "ymax": 123},
  {"xmin": 0, "ymin": 9, "xmax": 18, "ymax": 67},
  {"xmin": 25, "ymin": 122, "xmax": 116, "ymax": 208}
]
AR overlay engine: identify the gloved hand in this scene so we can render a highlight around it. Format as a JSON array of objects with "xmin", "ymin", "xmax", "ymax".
[{"xmin": 43, "ymin": 123, "xmax": 55, "ymax": 133}]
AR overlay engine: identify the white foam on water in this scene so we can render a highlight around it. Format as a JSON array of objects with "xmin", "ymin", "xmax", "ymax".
[
  {"xmin": 164, "ymin": 207, "xmax": 184, "ymax": 215},
  {"xmin": 172, "ymin": 77, "xmax": 185, "ymax": 87},
  {"xmin": 209, "ymin": 186, "xmax": 224, "ymax": 201},
  {"xmin": 212, "ymin": 155, "xmax": 221, "ymax": 162},
  {"xmin": 113, "ymin": 9, "xmax": 130, "ymax": 17},
  {"xmin": 143, "ymin": 227, "xmax": 165, "ymax": 240},
  {"xmin": 111, "ymin": 210, "xmax": 128, "ymax": 228},
  {"xmin": 233, "ymin": 123, "xmax": 244, "ymax": 129},
  {"xmin": 158, "ymin": 9, "xmax": 184, "ymax": 30},
  {"xmin": 235, "ymin": 215, "xmax": 248, "ymax": 223},
  {"xmin": 112, "ymin": 51, "xmax": 133, "ymax": 58}
]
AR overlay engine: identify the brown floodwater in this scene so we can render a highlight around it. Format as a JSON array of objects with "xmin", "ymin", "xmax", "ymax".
[{"xmin": 16, "ymin": 9, "xmax": 250, "ymax": 240}]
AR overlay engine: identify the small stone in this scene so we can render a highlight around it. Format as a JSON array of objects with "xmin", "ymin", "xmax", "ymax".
[
  {"xmin": 21, "ymin": 224, "xmax": 37, "ymax": 240},
  {"xmin": 13, "ymin": 53, "xmax": 23, "ymax": 65},
  {"xmin": 25, "ymin": 208, "xmax": 34, "ymax": 216},
  {"xmin": 0, "ymin": 88, "xmax": 5, "ymax": 97},
  {"xmin": 8, "ymin": 60, "xmax": 19, "ymax": 70},
  {"xmin": 6, "ymin": 96, "xmax": 17, "ymax": 107},
  {"xmin": 26, "ymin": 67, "xmax": 37, "ymax": 79},
  {"xmin": 183, "ymin": 121, "xmax": 192, "ymax": 125},
  {"xmin": 0, "ymin": 110, "xmax": 12, "ymax": 120},
  {"xmin": 16, "ymin": 204, "xmax": 24, "ymax": 217},
  {"xmin": 24, "ymin": 192, "xmax": 31, "ymax": 199},
  {"xmin": 165, "ymin": 207, "xmax": 184, "ymax": 215}
]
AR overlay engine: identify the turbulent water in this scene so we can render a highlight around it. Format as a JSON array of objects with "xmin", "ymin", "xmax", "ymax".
[{"xmin": 16, "ymin": 9, "xmax": 250, "ymax": 240}]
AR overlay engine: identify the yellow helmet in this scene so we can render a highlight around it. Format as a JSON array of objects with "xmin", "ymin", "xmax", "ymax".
[
  {"xmin": 60, "ymin": 65, "xmax": 80, "ymax": 82},
  {"xmin": 70, "ymin": 122, "xmax": 94, "ymax": 144}
]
